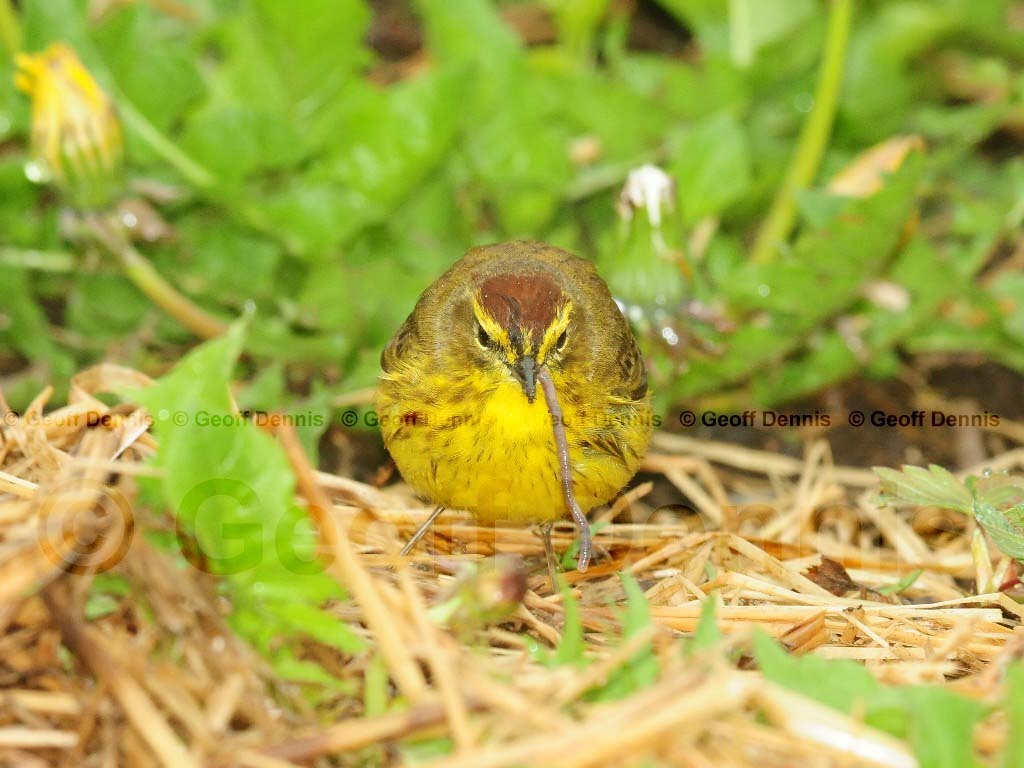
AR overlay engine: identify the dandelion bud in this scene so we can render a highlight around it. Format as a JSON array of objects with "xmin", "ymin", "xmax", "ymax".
[
  {"xmin": 15, "ymin": 43, "xmax": 123, "ymax": 208},
  {"xmin": 428, "ymin": 555, "xmax": 527, "ymax": 635},
  {"xmin": 616, "ymin": 164, "xmax": 676, "ymax": 229},
  {"xmin": 601, "ymin": 163, "xmax": 688, "ymax": 313}
]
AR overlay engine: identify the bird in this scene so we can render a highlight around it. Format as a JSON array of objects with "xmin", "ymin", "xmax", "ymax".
[{"xmin": 376, "ymin": 240, "xmax": 652, "ymax": 585}]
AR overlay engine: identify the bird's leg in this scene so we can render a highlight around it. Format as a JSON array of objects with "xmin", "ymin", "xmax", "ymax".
[
  {"xmin": 401, "ymin": 504, "xmax": 445, "ymax": 556},
  {"xmin": 536, "ymin": 367, "xmax": 592, "ymax": 572},
  {"xmin": 539, "ymin": 521, "xmax": 559, "ymax": 593}
]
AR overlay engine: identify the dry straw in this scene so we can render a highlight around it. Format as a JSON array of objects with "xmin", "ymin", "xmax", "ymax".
[{"xmin": 0, "ymin": 365, "xmax": 1021, "ymax": 766}]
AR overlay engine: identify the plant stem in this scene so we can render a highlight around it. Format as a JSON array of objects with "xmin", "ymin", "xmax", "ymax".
[
  {"xmin": 117, "ymin": 98, "xmax": 295, "ymax": 253},
  {"xmin": 0, "ymin": 247, "xmax": 76, "ymax": 272},
  {"xmin": 89, "ymin": 215, "xmax": 228, "ymax": 339},
  {"xmin": 116, "ymin": 99, "xmax": 217, "ymax": 191},
  {"xmin": 0, "ymin": 0, "xmax": 21, "ymax": 60},
  {"xmin": 750, "ymin": 0, "xmax": 853, "ymax": 264}
]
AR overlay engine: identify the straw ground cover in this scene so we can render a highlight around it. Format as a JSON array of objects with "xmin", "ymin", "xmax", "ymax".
[
  {"xmin": 2, "ymin": 1, "xmax": 1024, "ymax": 765},
  {"xmin": 1, "ymin": 347, "xmax": 1023, "ymax": 766}
]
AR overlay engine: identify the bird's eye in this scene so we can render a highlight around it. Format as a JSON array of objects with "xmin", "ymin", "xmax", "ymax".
[
  {"xmin": 555, "ymin": 330, "xmax": 568, "ymax": 351},
  {"xmin": 476, "ymin": 324, "xmax": 492, "ymax": 348}
]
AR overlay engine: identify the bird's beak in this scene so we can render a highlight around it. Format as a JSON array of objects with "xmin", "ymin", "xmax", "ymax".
[{"xmin": 512, "ymin": 355, "xmax": 537, "ymax": 403}]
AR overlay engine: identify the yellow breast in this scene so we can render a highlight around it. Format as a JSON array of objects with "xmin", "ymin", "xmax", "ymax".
[{"xmin": 377, "ymin": 376, "xmax": 650, "ymax": 524}]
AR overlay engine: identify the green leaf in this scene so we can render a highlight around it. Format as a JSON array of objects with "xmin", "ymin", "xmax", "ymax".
[
  {"xmin": 93, "ymin": 4, "xmax": 205, "ymax": 133},
  {"xmin": 974, "ymin": 501, "xmax": 1024, "ymax": 563},
  {"xmin": 554, "ymin": 578, "xmax": 586, "ymax": 666},
  {"xmin": 991, "ymin": 273, "xmax": 1024, "ymax": 342},
  {"xmin": 364, "ymin": 654, "xmax": 390, "ymax": 718},
  {"xmin": 265, "ymin": 647, "xmax": 354, "ymax": 692},
  {"xmin": 670, "ymin": 112, "xmax": 752, "ymax": 223},
  {"xmin": 592, "ymin": 572, "xmax": 659, "ymax": 700},
  {"xmin": 653, "ymin": 0, "xmax": 729, "ymax": 54},
  {"xmin": 675, "ymin": 159, "xmax": 923, "ymax": 401},
  {"xmin": 84, "ymin": 573, "xmax": 132, "ymax": 621},
  {"xmin": 876, "ymin": 569, "xmax": 923, "ymax": 596},
  {"xmin": 873, "ymin": 464, "xmax": 974, "ymax": 514},
  {"xmin": 754, "ymin": 630, "xmax": 896, "ymax": 717},
  {"xmin": 171, "ymin": 217, "xmax": 282, "ymax": 301},
  {"xmin": 181, "ymin": 106, "xmax": 307, "ymax": 183},
  {"xmin": 254, "ymin": 66, "xmax": 466, "ymax": 256},
  {"xmin": 1005, "ymin": 663, "xmax": 1024, "ymax": 768},
  {"xmin": 84, "ymin": 593, "xmax": 120, "ymax": 621},
  {"xmin": 903, "ymin": 686, "xmax": 987, "ymax": 768},
  {"xmin": 415, "ymin": 0, "xmax": 521, "ymax": 75},
  {"xmin": 66, "ymin": 273, "xmax": 152, "ymax": 340},
  {"xmin": 842, "ymin": 2, "xmax": 960, "ymax": 142},
  {"xmin": 754, "ymin": 630, "xmax": 988, "ymax": 765},
  {"xmin": 728, "ymin": 0, "xmax": 817, "ymax": 68},
  {"xmin": 128, "ymin": 324, "xmax": 363, "ymax": 662},
  {"xmin": 689, "ymin": 595, "xmax": 722, "ymax": 653},
  {"xmin": 249, "ymin": 0, "xmax": 371, "ymax": 118},
  {"xmin": 0, "ymin": 267, "xmax": 73, "ymax": 380},
  {"xmin": 21, "ymin": 0, "xmax": 90, "ymax": 51},
  {"xmin": 314, "ymin": 66, "xmax": 467, "ymax": 218}
]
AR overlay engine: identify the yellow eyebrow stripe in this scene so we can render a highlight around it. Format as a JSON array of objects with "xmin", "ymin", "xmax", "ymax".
[
  {"xmin": 537, "ymin": 302, "xmax": 572, "ymax": 363},
  {"xmin": 472, "ymin": 296, "xmax": 514, "ymax": 358}
]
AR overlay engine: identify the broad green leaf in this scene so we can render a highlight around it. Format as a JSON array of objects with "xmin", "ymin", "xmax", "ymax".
[
  {"xmin": 1005, "ymin": 663, "xmax": 1024, "ymax": 768},
  {"xmin": 21, "ymin": 0, "xmax": 90, "ymax": 51},
  {"xmin": 842, "ymin": 2, "xmax": 959, "ymax": 142},
  {"xmin": 66, "ymin": 273, "xmax": 152, "ymax": 340},
  {"xmin": 181, "ymin": 106, "xmax": 307, "ymax": 183},
  {"xmin": 255, "ymin": 66, "xmax": 466, "ymax": 255},
  {"xmin": 652, "ymin": 0, "xmax": 729, "ymax": 54},
  {"xmin": 314, "ymin": 65, "xmax": 466, "ymax": 218},
  {"xmin": 170, "ymin": 218, "xmax": 282, "ymax": 301},
  {"xmin": 129, "ymin": 324, "xmax": 363, "ymax": 660},
  {"xmin": 0, "ymin": 267, "xmax": 73, "ymax": 380},
  {"xmin": 93, "ymin": 4, "xmax": 205, "ymax": 133},
  {"xmin": 728, "ymin": 0, "xmax": 816, "ymax": 67},
  {"xmin": 249, "ymin": 0, "xmax": 370, "ymax": 118},
  {"xmin": 874, "ymin": 464, "xmax": 973, "ymax": 513},
  {"xmin": 751, "ymin": 236, "xmax": 955, "ymax": 404},
  {"xmin": 974, "ymin": 501, "xmax": 1024, "ymax": 562},
  {"xmin": 670, "ymin": 112, "xmax": 752, "ymax": 223},
  {"xmin": 753, "ymin": 630, "xmax": 897, "ymax": 718},
  {"xmin": 902, "ymin": 686, "xmax": 987, "ymax": 768}
]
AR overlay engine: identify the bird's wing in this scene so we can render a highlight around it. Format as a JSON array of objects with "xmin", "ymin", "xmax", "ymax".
[
  {"xmin": 380, "ymin": 316, "xmax": 414, "ymax": 374},
  {"xmin": 618, "ymin": 334, "xmax": 648, "ymax": 402}
]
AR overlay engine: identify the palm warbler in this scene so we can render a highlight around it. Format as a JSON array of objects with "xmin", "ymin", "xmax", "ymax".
[{"xmin": 377, "ymin": 240, "xmax": 652, "ymax": 579}]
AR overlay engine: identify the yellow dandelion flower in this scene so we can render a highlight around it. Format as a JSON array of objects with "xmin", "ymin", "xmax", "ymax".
[{"xmin": 14, "ymin": 42, "xmax": 123, "ymax": 207}]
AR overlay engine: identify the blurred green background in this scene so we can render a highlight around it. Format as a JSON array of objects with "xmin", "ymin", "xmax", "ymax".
[{"xmin": 1, "ymin": 0, "xmax": 1023, "ymax": 445}]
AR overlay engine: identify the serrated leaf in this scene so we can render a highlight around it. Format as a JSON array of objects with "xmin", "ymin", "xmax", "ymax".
[
  {"xmin": 873, "ymin": 464, "xmax": 973, "ymax": 514},
  {"xmin": 974, "ymin": 502, "xmax": 1024, "ymax": 562}
]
